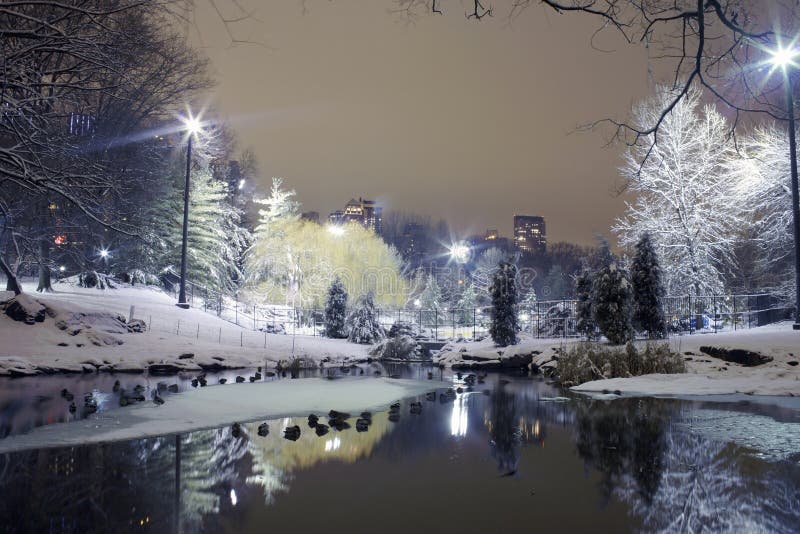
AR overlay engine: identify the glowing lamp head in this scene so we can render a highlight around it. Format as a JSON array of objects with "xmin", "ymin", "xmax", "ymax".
[
  {"xmin": 449, "ymin": 243, "xmax": 471, "ymax": 263},
  {"xmin": 769, "ymin": 45, "xmax": 799, "ymax": 70},
  {"xmin": 184, "ymin": 116, "xmax": 202, "ymax": 134},
  {"xmin": 99, "ymin": 248, "xmax": 109, "ymax": 259},
  {"xmin": 59, "ymin": 265, "xmax": 66, "ymax": 272}
]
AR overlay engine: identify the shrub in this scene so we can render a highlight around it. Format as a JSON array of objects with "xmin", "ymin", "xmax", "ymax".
[{"xmin": 557, "ymin": 342, "xmax": 686, "ymax": 387}]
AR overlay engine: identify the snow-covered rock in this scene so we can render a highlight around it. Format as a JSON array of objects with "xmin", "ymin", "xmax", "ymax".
[{"xmin": 3, "ymin": 293, "xmax": 46, "ymax": 324}]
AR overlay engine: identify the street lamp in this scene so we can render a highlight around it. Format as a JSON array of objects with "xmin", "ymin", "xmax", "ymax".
[
  {"xmin": 327, "ymin": 224, "xmax": 345, "ymax": 236},
  {"xmin": 767, "ymin": 44, "xmax": 800, "ymax": 329},
  {"xmin": 177, "ymin": 114, "xmax": 202, "ymax": 309},
  {"xmin": 449, "ymin": 242, "xmax": 471, "ymax": 264}
]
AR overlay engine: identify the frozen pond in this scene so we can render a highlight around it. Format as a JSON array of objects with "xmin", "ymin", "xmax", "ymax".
[{"xmin": 0, "ymin": 366, "xmax": 798, "ymax": 532}]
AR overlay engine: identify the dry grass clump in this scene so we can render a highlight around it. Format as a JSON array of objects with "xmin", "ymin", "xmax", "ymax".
[{"xmin": 558, "ymin": 342, "xmax": 686, "ymax": 387}]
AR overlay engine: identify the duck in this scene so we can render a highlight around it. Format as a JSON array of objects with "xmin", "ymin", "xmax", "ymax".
[
  {"xmin": 315, "ymin": 423, "xmax": 330, "ymax": 436},
  {"xmin": 308, "ymin": 414, "xmax": 319, "ymax": 427},
  {"xmin": 257, "ymin": 422, "xmax": 269, "ymax": 436},
  {"xmin": 283, "ymin": 425, "xmax": 301, "ymax": 440}
]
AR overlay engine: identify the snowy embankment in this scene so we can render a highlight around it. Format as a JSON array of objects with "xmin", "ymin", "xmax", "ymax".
[
  {"xmin": 0, "ymin": 377, "xmax": 436, "ymax": 453},
  {"xmin": 435, "ymin": 324, "xmax": 800, "ymax": 397},
  {"xmin": 0, "ymin": 281, "xmax": 370, "ymax": 376}
]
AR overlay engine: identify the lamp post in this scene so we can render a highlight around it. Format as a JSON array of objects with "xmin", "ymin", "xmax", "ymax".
[
  {"xmin": 177, "ymin": 116, "xmax": 201, "ymax": 309},
  {"xmin": 768, "ymin": 45, "xmax": 800, "ymax": 329}
]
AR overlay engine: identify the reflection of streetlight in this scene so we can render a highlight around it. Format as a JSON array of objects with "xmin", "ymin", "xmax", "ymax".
[
  {"xmin": 767, "ymin": 42, "xmax": 800, "ymax": 329},
  {"xmin": 327, "ymin": 225, "xmax": 345, "ymax": 236},
  {"xmin": 177, "ymin": 112, "xmax": 203, "ymax": 309},
  {"xmin": 449, "ymin": 242, "xmax": 470, "ymax": 263}
]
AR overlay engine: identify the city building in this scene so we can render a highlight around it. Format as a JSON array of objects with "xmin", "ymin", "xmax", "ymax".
[
  {"xmin": 513, "ymin": 215, "xmax": 546, "ymax": 255},
  {"xmin": 328, "ymin": 197, "xmax": 383, "ymax": 234}
]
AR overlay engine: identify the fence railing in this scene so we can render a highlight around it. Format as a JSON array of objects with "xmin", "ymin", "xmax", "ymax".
[{"xmin": 164, "ymin": 278, "xmax": 792, "ymax": 341}]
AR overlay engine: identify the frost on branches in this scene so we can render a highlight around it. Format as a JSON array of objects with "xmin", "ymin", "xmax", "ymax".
[
  {"xmin": 346, "ymin": 292, "xmax": 385, "ymax": 344},
  {"xmin": 630, "ymin": 233, "xmax": 667, "ymax": 338},
  {"xmin": 614, "ymin": 88, "xmax": 742, "ymax": 297},
  {"xmin": 489, "ymin": 261, "xmax": 518, "ymax": 347},
  {"xmin": 591, "ymin": 250, "xmax": 633, "ymax": 345},
  {"xmin": 324, "ymin": 278, "xmax": 348, "ymax": 339}
]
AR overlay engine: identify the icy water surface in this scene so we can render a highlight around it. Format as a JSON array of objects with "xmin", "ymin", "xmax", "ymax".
[{"xmin": 0, "ymin": 365, "xmax": 799, "ymax": 533}]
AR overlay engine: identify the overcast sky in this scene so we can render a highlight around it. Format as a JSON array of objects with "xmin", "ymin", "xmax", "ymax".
[{"xmin": 194, "ymin": 1, "xmax": 652, "ymax": 245}]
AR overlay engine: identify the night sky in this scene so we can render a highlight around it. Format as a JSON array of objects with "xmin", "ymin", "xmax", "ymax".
[{"xmin": 193, "ymin": 1, "xmax": 651, "ymax": 245}]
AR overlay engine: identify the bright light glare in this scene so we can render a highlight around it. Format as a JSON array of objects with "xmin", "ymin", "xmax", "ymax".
[
  {"xmin": 769, "ymin": 46, "xmax": 799, "ymax": 69},
  {"xmin": 238, "ymin": 179, "xmax": 246, "ymax": 190},
  {"xmin": 413, "ymin": 299, "xmax": 421, "ymax": 307},
  {"xmin": 229, "ymin": 489, "xmax": 238, "ymax": 506},
  {"xmin": 184, "ymin": 117, "xmax": 201, "ymax": 134},
  {"xmin": 449, "ymin": 243, "xmax": 470, "ymax": 263},
  {"xmin": 99, "ymin": 248, "xmax": 109, "ymax": 259},
  {"xmin": 59, "ymin": 265, "xmax": 66, "ymax": 272},
  {"xmin": 327, "ymin": 225, "xmax": 345, "ymax": 236}
]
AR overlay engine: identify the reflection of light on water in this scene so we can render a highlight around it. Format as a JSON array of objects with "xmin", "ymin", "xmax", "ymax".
[
  {"xmin": 533, "ymin": 420, "xmax": 540, "ymax": 438},
  {"xmin": 450, "ymin": 395, "xmax": 468, "ymax": 437},
  {"xmin": 324, "ymin": 437, "xmax": 341, "ymax": 452},
  {"xmin": 230, "ymin": 489, "xmax": 238, "ymax": 506}
]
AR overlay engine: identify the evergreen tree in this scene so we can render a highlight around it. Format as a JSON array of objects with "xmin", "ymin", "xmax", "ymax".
[
  {"xmin": 418, "ymin": 274, "xmax": 442, "ymax": 310},
  {"xmin": 543, "ymin": 264, "xmax": 569, "ymax": 299},
  {"xmin": 456, "ymin": 282, "xmax": 477, "ymax": 325},
  {"xmin": 347, "ymin": 292, "xmax": 385, "ymax": 344},
  {"xmin": 489, "ymin": 261, "xmax": 518, "ymax": 347},
  {"xmin": 630, "ymin": 233, "xmax": 667, "ymax": 338},
  {"xmin": 575, "ymin": 265, "xmax": 597, "ymax": 340},
  {"xmin": 323, "ymin": 277, "xmax": 349, "ymax": 338},
  {"xmin": 591, "ymin": 257, "xmax": 634, "ymax": 345}
]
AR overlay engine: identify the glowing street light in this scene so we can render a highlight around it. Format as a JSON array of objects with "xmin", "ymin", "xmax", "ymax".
[
  {"xmin": 99, "ymin": 248, "xmax": 110, "ymax": 259},
  {"xmin": 177, "ymin": 111, "xmax": 204, "ymax": 309},
  {"xmin": 766, "ymin": 42, "xmax": 800, "ymax": 329},
  {"xmin": 327, "ymin": 224, "xmax": 345, "ymax": 237},
  {"xmin": 449, "ymin": 242, "xmax": 471, "ymax": 263}
]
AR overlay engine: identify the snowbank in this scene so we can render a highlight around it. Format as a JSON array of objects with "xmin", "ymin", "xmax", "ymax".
[
  {"xmin": 434, "ymin": 334, "xmax": 562, "ymax": 370},
  {"xmin": 572, "ymin": 372, "xmax": 800, "ymax": 397},
  {"xmin": 0, "ymin": 377, "xmax": 436, "ymax": 453},
  {"xmin": 0, "ymin": 282, "xmax": 372, "ymax": 376}
]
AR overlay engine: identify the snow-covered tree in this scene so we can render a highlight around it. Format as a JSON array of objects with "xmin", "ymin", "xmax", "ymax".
[
  {"xmin": 489, "ymin": 261, "xmax": 518, "ymax": 347},
  {"xmin": 418, "ymin": 274, "xmax": 442, "ymax": 310},
  {"xmin": 324, "ymin": 278, "xmax": 348, "ymax": 338},
  {"xmin": 592, "ymin": 258, "xmax": 633, "ymax": 345},
  {"xmin": 630, "ymin": 233, "xmax": 666, "ymax": 338},
  {"xmin": 347, "ymin": 292, "xmax": 385, "ymax": 344},
  {"xmin": 614, "ymin": 87, "xmax": 743, "ymax": 296},
  {"xmin": 574, "ymin": 265, "xmax": 596, "ymax": 340},
  {"xmin": 253, "ymin": 177, "xmax": 300, "ymax": 228},
  {"xmin": 471, "ymin": 247, "xmax": 506, "ymax": 302},
  {"xmin": 161, "ymin": 168, "xmax": 250, "ymax": 293},
  {"xmin": 735, "ymin": 124, "xmax": 797, "ymax": 300},
  {"xmin": 456, "ymin": 282, "xmax": 477, "ymax": 325}
]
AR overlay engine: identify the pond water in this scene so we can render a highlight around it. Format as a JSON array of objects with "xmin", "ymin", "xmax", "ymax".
[{"xmin": 0, "ymin": 366, "xmax": 798, "ymax": 533}]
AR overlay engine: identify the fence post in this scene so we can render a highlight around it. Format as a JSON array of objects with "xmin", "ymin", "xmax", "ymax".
[
  {"xmin": 196, "ymin": 324, "xmax": 199, "ymax": 339},
  {"xmin": 313, "ymin": 308, "xmax": 316, "ymax": 337},
  {"xmin": 240, "ymin": 331, "xmax": 243, "ymax": 347},
  {"xmin": 733, "ymin": 296, "xmax": 737, "ymax": 331},
  {"xmin": 434, "ymin": 308, "xmax": 438, "ymax": 341},
  {"xmin": 452, "ymin": 309, "xmax": 455, "ymax": 339},
  {"xmin": 253, "ymin": 305, "xmax": 256, "ymax": 331},
  {"xmin": 536, "ymin": 301, "xmax": 540, "ymax": 339},
  {"xmin": 473, "ymin": 307, "xmax": 476, "ymax": 340},
  {"xmin": 235, "ymin": 295, "xmax": 238, "ymax": 325},
  {"xmin": 176, "ymin": 319, "xmax": 180, "ymax": 336},
  {"xmin": 218, "ymin": 327, "xmax": 221, "ymax": 344},
  {"xmin": 713, "ymin": 294, "xmax": 718, "ymax": 333}
]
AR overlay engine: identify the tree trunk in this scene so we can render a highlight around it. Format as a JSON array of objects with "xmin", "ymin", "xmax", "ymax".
[
  {"xmin": 1, "ymin": 254, "xmax": 22, "ymax": 295},
  {"xmin": 36, "ymin": 239, "xmax": 53, "ymax": 293}
]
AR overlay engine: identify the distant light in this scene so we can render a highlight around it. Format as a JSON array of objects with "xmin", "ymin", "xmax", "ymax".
[
  {"xmin": 769, "ymin": 45, "xmax": 799, "ymax": 69},
  {"xmin": 449, "ymin": 242, "xmax": 471, "ymax": 263},
  {"xmin": 327, "ymin": 225, "xmax": 345, "ymax": 236},
  {"xmin": 229, "ymin": 489, "xmax": 238, "ymax": 506},
  {"xmin": 99, "ymin": 248, "xmax": 109, "ymax": 259},
  {"xmin": 59, "ymin": 265, "xmax": 66, "ymax": 272},
  {"xmin": 238, "ymin": 178, "xmax": 245, "ymax": 190},
  {"xmin": 414, "ymin": 299, "xmax": 421, "ymax": 308}
]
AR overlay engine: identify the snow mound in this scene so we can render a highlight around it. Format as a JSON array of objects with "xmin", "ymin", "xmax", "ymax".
[
  {"xmin": 572, "ymin": 373, "xmax": 800, "ymax": 397},
  {"xmin": 0, "ymin": 377, "xmax": 437, "ymax": 453},
  {"xmin": 2, "ymin": 293, "xmax": 46, "ymax": 324}
]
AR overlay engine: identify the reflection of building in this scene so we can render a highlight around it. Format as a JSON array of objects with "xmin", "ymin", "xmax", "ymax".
[
  {"xmin": 513, "ymin": 215, "xmax": 546, "ymax": 255},
  {"xmin": 328, "ymin": 198, "xmax": 383, "ymax": 234}
]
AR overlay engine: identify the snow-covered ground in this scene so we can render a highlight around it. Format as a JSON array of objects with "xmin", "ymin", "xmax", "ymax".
[
  {"xmin": 435, "ymin": 324, "xmax": 800, "ymax": 397},
  {"xmin": 0, "ymin": 281, "xmax": 371, "ymax": 376},
  {"xmin": 0, "ymin": 377, "xmax": 437, "ymax": 453}
]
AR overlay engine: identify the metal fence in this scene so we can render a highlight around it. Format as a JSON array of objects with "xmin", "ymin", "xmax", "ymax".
[{"xmin": 166, "ymin": 279, "xmax": 792, "ymax": 341}]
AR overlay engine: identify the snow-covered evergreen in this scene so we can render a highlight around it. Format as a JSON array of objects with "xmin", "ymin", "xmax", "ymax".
[
  {"xmin": 489, "ymin": 261, "xmax": 518, "ymax": 347},
  {"xmin": 455, "ymin": 282, "xmax": 477, "ymax": 325},
  {"xmin": 574, "ymin": 266, "xmax": 597, "ymax": 340},
  {"xmin": 591, "ymin": 256, "xmax": 634, "ymax": 345},
  {"xmin": 323, "ymin": 278, "xmax": 348, "ymax": 338},
  {"xmin": 346, "ymin": 292, "xmax": 385, "ymax": 344},
  {"xmin": 631, "ymin": 233, "xmax": 667, "ymax": 338},
  {"xmin": 418, "ymin": 274, "xmax": 442, "ymax": 310}
]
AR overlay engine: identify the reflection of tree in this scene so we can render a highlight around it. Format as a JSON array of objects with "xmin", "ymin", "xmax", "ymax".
[
  {"xmin": 573, "ymin": 400, "xmax": 800, "ymax": 531},
  {"xmin": 488, "ymin": 385, "xmax": 519, "ymax": 475}
]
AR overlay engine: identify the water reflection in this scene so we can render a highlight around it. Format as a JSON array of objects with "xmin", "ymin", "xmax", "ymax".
[{"xmin": 0, "ymin": 372, "xmax": 798, "ymax": 533}]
